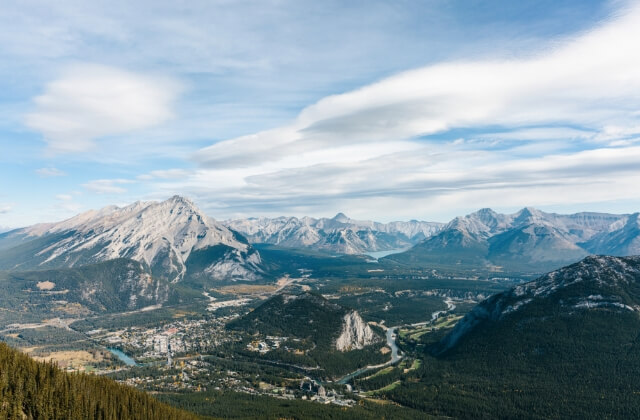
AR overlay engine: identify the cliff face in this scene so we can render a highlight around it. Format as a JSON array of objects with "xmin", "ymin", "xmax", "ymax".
[{"xmin": 335, "ymin": 311, "xmax": 377, "ymax": 351}]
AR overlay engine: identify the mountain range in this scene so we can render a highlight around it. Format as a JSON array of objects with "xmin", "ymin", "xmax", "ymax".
[
  {"xmin": 225, "ymin": 213, "xmax": 444, "ymax": 254},
  {"xmin": 0, "ymin": 196, "xmax": 263, "ymax": 283},
  {"xmin": 387, "ymin": 207, "xmax": 640, "ymax": 273},
  {"xmin": 3, "ymin": 199, "xmax": 640, "ymax": 281}
]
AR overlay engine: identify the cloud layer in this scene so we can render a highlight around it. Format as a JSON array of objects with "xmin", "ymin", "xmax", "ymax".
[
  {"xmin": 197, "ymin": 3, "xmax": 640, "ymax": 168},
  {"xmin": 3, "ymin": 1, "xmax": 640, "ymax": 225},
  {"xmin": 164, "ymin": 2, "xmax": 640, "ymax": 220},
  {"xmin": 36, "ymin": 167, "xmax": 66, "ymax": 177},
  {"xmin": 26, "ymin": 64, "xmax": 180, "ymax": 153}
]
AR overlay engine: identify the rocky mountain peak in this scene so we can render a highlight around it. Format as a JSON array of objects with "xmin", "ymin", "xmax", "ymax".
[
  {"xmin": 474, "ymin": 207, "xmax": 498, "ymax": 219},
  {"xmin": 168, "ymin": 194, "xmax": 192, "ymax": 204},
  {"xmin": 332, "ymin": 212, "xmax": 350, "ymax": 223},
  {"xmin": 3, "ymin": 196, "xmax": 261, "ymax": 282},
  {"xmin": 512, "ymin": 206, "xmax": 545, "ymax": 226}
]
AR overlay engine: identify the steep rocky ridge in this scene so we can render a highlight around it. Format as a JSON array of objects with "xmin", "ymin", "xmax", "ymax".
[
  {"xmin": 0, "ymin": 196, "xmax": 262, "ymax": 282},
  {"xmin": 389, "ymin": 207, "xmax": 634, "ymax": 272},
  {"xmin": 228, "ymin": 292, "xmax": 380, "ymax": 351},
  {"xmin": 225, "ymin": 214, "xmax": 443, "ymax": 254},
  {"xmin": 335, "ymin": 311, "xmax": 377, "ymax": 351}
]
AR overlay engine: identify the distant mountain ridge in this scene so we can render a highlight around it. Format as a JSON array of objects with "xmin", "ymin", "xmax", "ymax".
[
  {"xmin": 388, "ymin": 207, "xmax": 638, "ymax": 273},
  {"xmin": 0, "ymin": 196, "xmax": 263, "ymax": 283},
  {"xmin": 225, "ymin": 213, "xmax": 444, "ymax": 254}
]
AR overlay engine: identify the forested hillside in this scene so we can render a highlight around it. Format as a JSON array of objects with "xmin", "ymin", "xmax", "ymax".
[{"xmin": 0, "ymin": 342, "xmax": 201, "ymax": 419}]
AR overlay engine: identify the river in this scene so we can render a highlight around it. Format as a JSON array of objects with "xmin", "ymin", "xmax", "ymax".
[
  {"xmin": 108, "ymin": 348, "xmax": 138, "ymax": 366},
  {"xmin": 386, "ymin": 327, "xmax": 401, "ymax": 363},
  {"xmin": 336, "ymin": 326, "xmax": 402, "ymax": 384},
  {"xmin": 335, "ymin": 297, "xmax": 457, "ymax": 384}
]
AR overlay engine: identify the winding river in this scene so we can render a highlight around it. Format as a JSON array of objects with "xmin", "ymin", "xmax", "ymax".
[
  {"xmin": 335, "ymin": 297, "xmax": 455, "ymax": 384},
  {"xmin": 336, "ymin": 326, "xmax": 402, "ymax": 384},
  {"xmin": 386, "ymin": 327, "xmax": 401, "ymax": 363}
]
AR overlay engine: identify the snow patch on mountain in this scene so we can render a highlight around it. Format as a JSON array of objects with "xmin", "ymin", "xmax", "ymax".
[
  {"xmin": 11, "ymin": 196, "xmax": 261, "ymax": 281},
  {"xmin": 437, "ymin": 255, "xmax": 640, "ymax": 354},
  {"xmin": 225, "ymin": 214, "xmax": 443, "ymax": 254}
]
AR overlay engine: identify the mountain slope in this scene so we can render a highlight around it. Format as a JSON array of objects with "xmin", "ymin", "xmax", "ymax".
[
  {"xmin": 437, "ymin": 255, "xmax": 640, "ymax": 354},
  {"xmin": 0, "ymin": 342, "xmax": 200, "ymax": 419},
  {"xmin": 0, "ymin": 259, "xmax": 169, "ymax": 321},
  {"xmin": 225, "ymin": 214, "xmax": 443, "ymax": 254},
  {"xmin": 380, "ymin": 256, "xmax": 640, "ymax": 418},
  {"xmin": 583, "ymin": 212, "xmax": 640, "ymax": 256},
  {"xmin": 388, "ymin": 207, "xmax": 630, "ymax": 273},
  {"xmin": 227, "ymin": 292, "xmax": 385, "ymax": 377},
  {"xmin": 228, "ymin": 292, "xmax": 378, "ymax": 351},
  {"xmin": 0, "ymin": 196, "xmax": 262, "ymax": 282}
]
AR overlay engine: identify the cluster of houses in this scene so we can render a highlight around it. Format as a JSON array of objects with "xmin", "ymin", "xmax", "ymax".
[{"xmin": 245, "ymin": 335, "xmax": 288, "ymax": 353}]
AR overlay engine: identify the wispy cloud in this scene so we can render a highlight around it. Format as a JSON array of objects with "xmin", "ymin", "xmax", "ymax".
[
  {"xmin": 137, "ymin": 168, "xmax": 191, "ymax": 181},
  {"xmin": 196, "ymin": 2, "xmax": 640, "ymax": 168},
  {"xmin": 36, "ymin": 167, "xmax": 66, "ymax": 177},
  {"xmin": 25, "ymin": 64, "xmax": 181, "ymax": 153},
  {"xmin": 166, "ymin": 2, "xmax": 640, "ymax": 220},
  {"xmin": 0, "ymin": 204, "xmax": 13, "ymax": 214},
  {"xmin": 2, "ymin": 0, "xmax": 638, "ymax": 224},
  {"xmin": 83, "ymin": 178, "xmax": 134, "ymax": 194}
]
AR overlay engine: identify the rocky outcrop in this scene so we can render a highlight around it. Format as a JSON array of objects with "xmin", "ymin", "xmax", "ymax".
[{"xmin": 335, "ymin": 311, "xmax": 378, "ymax": 351}]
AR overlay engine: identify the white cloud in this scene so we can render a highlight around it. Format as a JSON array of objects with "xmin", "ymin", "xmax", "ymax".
[
  {"xmin": 26, "ymin": 64, "xmax": 181, "ymax": 153},
  {"xmin": 170, "ymin": 2, "xmax": 640, "ymax": 220},
  {"xmin": 83, "ymin": 178, "xmax": 133, "ymax": 194},
  {"xmin": 36, "ymin": 167, "xmax": 66, "ymax": 177},
  {"xmin": 195, "ymin": 3, "xmax": 640, "ymax": 168},
  {"xmin": 137, "ymin": 168, "xmax": 191, "ymax": 180},
  {"xmin": 0, "ymin": 204, "xmax": 13, "ymax": 214},
  {"xmin": 146, "ymin": 142, "xmax": 640, "ymax": 221}
]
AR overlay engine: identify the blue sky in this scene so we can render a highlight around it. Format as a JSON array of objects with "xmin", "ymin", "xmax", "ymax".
[{"xmin": 1, "ymin": 0, "xmax": 639, "ymax": 227}]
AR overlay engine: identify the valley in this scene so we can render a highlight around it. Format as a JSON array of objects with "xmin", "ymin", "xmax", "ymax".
[
  {"xmin": 2, "ymin": 197, "xmax": 640, "ymax": 418},
  {"xmin": 0, "ymin": 243, "xmax": 506, "ymax": 417}
]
